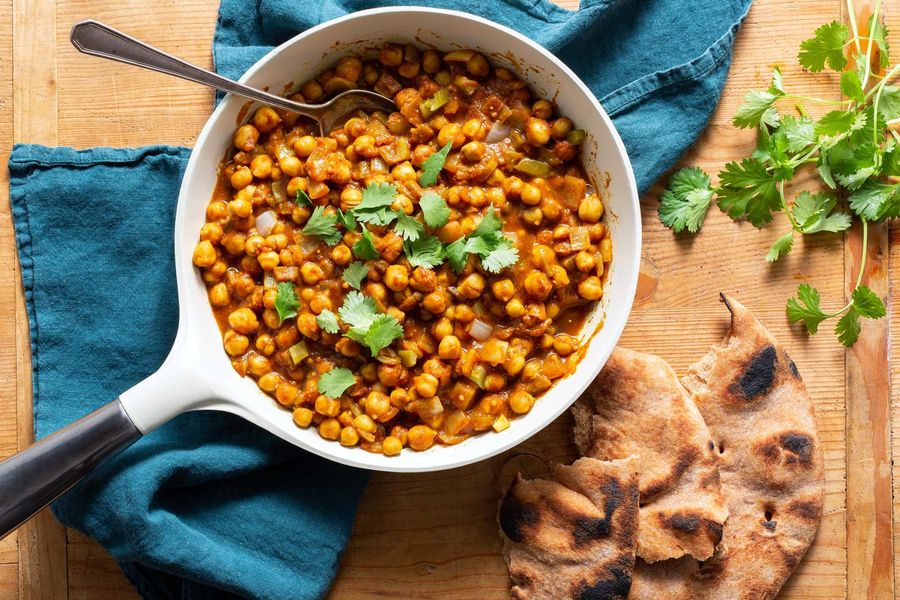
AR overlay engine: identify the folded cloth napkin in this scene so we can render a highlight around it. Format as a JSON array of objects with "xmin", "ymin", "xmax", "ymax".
[{"xmin": 8, "ymin": 0, "xmax": 751, "ymax": 598}]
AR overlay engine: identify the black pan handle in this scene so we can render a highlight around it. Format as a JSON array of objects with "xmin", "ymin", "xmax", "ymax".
[{"xmin": 0, "ymin": 399, "xmax": 142, "ymax": 539}]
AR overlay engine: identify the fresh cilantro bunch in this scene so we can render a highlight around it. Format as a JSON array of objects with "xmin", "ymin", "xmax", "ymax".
[{"xmin": 658, "ymin": 1, "xmax": 894, "ymax": 346}]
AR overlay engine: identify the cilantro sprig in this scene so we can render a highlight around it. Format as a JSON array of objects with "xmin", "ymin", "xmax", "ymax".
[
  {"xmin": 657, "ymin": 3, "xmax": 890, "ymax": 346},
  {"xmin": 274, "ymin": 282, "xmax": 300, "ymax": 324},
  {"xmin": 337, "ymin": 291, "xmax": 404, "ymax": 356},
  {"xmin": 445, "ymin": 207, "xmax": 519, "ymax": 274},
  {"xmin": 419, "ymin": 141, "xmax": 453, "ymax": 187},
  {"xmin": 318, "ymin": 368, "xmax": 356, "ymax": 399}
]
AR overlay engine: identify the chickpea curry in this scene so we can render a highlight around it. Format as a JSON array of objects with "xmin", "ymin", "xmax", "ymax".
[{"xmin": 192, "ymin": 42, "xmax": 612, "ymax": 456}]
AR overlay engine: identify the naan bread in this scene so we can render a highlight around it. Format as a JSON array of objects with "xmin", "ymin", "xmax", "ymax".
[
  {"xmin": 571, "ymin": 347, "xmax": 727, "ymax": 563},
  {"xmin": 498, "ymin": 456, "xmax": 640, "ymax": 600},
  {"xmin": 630, "ymin": 295, "xmax": 825, "ymax": 600}
]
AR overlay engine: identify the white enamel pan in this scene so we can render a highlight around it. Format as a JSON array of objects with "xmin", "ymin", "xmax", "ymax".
[{"xmin": 0, "ymin": 7, "xmax": 640, "ymax": 538}]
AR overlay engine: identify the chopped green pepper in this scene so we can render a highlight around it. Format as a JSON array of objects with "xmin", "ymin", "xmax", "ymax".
[
  {"xmin": 567, "ymin": 129, "xmax": 586, "ymax": 145},
  {"xmin": 288, "ymin": 341, "xmax": 309, "ymax": 366},
  {"xmin": 468, "ymin": 365, "xmax": 488, "ymax": 389},
  {"xmin": 514, "ymin": 158, "xmax": 551, "ymax": 177},
  {"xmin": 398, "ymin": 349, "xmax": 418, "ymax": 368},
  {"xmin": 419, "ymin": 87, "xmax": 450, "ymax": 118}
]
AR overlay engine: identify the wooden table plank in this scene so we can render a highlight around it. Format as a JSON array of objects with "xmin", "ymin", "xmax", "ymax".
[{"xmin": 4, "ymin": 0, "xmax": 895, "ymax": 598}]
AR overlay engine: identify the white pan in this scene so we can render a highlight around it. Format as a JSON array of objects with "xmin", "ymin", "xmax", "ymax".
[{"xmin": 0, "ymin": 7, "xmax": 640, "ymax": 538}]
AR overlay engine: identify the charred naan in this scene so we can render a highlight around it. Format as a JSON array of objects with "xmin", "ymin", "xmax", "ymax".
[
  {"xmin": 630, "ymin": 295, "xmax": 824, "ymax": 600},
  {"xmin": 571, "ymin": 347, "xmax": 727, "ymax": 563},
  {"xmin": 499, "ymin": 456, "xmax": 640, "ymax": 600}
]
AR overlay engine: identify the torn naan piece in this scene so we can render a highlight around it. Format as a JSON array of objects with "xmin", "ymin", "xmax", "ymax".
[
  {"xmin": 499, "ymin": 456, "xmax": 640, "ymax": 600},
  {"xmin": 571, "ymin": 347, "xmax": 727, "ymax": 563},
  {"xmin": 630, "ymin": 295, "xmax": 825, "ymax": 600}
]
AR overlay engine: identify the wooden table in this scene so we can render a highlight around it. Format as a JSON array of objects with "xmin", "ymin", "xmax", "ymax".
[{"xmin": 1, "ymin": 0, "xmax": 897, "ymax": 597}]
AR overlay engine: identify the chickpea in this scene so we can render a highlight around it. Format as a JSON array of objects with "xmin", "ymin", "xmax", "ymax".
[
  {"xmin": 434, "ymin": 70, "xmax": 451, "ymax": 86},
  {"xmin": 335, "ymin": 56, "xmax": 363, "ymax": 82},
  {"xmin": 509, "ymin": 390, "xmax": 535, "ymax": 414},
  {"xmin": 392, "ymin": 162, "xmax": 416, "ymax": 181},
  {"xmin": 530, "ymin": 245, "xmax": 556, "ymax": 270},
  {"xmin": 551, "ymin": 117, "xmax": 573, "ymax": 139},
  {"xmin": 250, "ymin": 155, "xmax": 273, "ymax": 179},
  {"xmin": 340, "ymin": 426, "xmax": 360, "ymax": 447},
  {"xmin": 248, "ymin": 354, "xmax": 272, "ymax": 377},
  {"xmin": 379, "ymin": 43, "xmax": 404, "ymax": 66},
  {"xmin": 484, "ymin": 373, "xmax": 507, "ymax": 392},
  {"xmin": 491, "ymin": 279, "xmax": 515, "ymax": 302},
  {"xmin": 292, "ymin": 407, "xmax": 314, "ymax": 428},
  {"xmin": 522, "ymin": 207, "xmax": 543, "ymax": 226},
  {"xmin": 410, "ymin": 267, "xmax": 437, "ymax": 293},
  {"xmin": 458, "ymin": 273, "xmax": 485, "ymax": 299},
  {"xmin": 525, "ymin": 118, "xmax": 552, "ymax": 146},
  {"xmin": 465, "ymin": 187, "xmax": 487, "ymax": 208},
  {"xmin": 414, "ymin": 373, "xmax": 439, "ymax": 398},
  {"xmin": 461, "ymin": 141, "xmax": 486, "ymax": 162},
  {"xmin": 575, "ymin": 250, "xmax": 597, "ymax": 272},
  {"xmin": 192, "ymin": 240, "xmax": 217, "ymax": 267},
  {"xmin": 339, "ymin": 186, "xmax": 362, "ymax": 210},
  {"xmin": 199, "ymin": 222, "xmax": 223, "ymax": 244},
  {"xmin": 262, "ymin": 309, "xmax": 280, "ymax": 329},
  {"xmin": 578, "ymin": 276, "xmax": 604, "ymax": 300},
  {"xmin": 383, "ymin": 435, "xmax": 403, "ymax": 456},
  {"xmin": 462, "ymin": 118, "xmax": 487, "ymax": 141},
  {"xmin": 207, "ymin": 200, "xmax": 228, "ymax": 221},
  {"xmin": 229, "ymin": 198, "xmax": 252, "ymax": 219},
  {"xmin": 432, "ymin": 317, "xmax": 453, "ymax": 340},
  {"xmin": 523, "ymin": 272, "xmax": 553, "ymax": 301},
  {"xmin": 296, "ymin": 313, "xmax": 319, "ymax": 339},
  {"xmin": 521, "ymin": 183, "xmax": 542, "ymax": 205},
  {"xmin": 309, "ymin": 295, "xmax": 332, "ymax": 315},
  {"xmin": 326, "ymin": 246, "xmax": 350, "ymax": 269},
  {"xmin": 280, "ymin": 156, "xmax": 302, "ymax": 177},
  {"xmin": 353, "ymin": 134, "xmax": 378, "ymax": 158},
  {"xmin": 600, "ymin": 238, "xmax": 613, "ymax": 263},
  {"xmin": 258, "ymin": 372, "xmax": 281, "ymax": 392},
  {"xmin": 422, "ymin": 50, "xmax": 442, "ymax": 74},
  {"xmin": 503, "ymin": 176, "xmax": 524, "ymax": 198},
  {"xmin": 258, "ymin": 251, "xmax": 280, "ymax": 271},
  {"xmin": 300, "ymin": 262, "xmax": 325, "ymax": 285},
  {"xmin": 553, "ymin": 335, "xmax": 577, "ymax": 356},
  {"xmin": 223, "ymin": 330, "xmax": 249, "ymax": 356},
  {"xmin": 228, "ymin": 308, "xmax": 259, "ymax": 334},
  {"xmin": 547, "ymin": 265, "xmax": 570, "ymax": 288},
  {"xmin": 365, "ymin": 391, "xmax": 391, "ymax": 419},
  {"xmin": 315, "ymin": 395, "xmax": 341, "ymax": 417},
  {"xmin": 252, "ymin": 106, "xmax": 281, "ymax": 133},
  {"xmin": 578, "ymin": 193, "xmax": 604, "ymax": 223},
  {"xmin": 454, "ymin": 304, "xmax": 475, "ymax": 323},
  {"xmin": 407, "ymin": 425, "xmax": 437, "ymax": 451},
  {"xmin": 352, "ymin": 414, "xmax": 377, "ymax": 435},
  {"xmin": 532, "ymin": 99, "xmax": 553, "ymax": 120},
  {"xmin": 255, "ymin": 334, "xmax": 276, "ymax": 356},
  {"xmin": 233, "ymin": 124, "xmax": 259, "ymax": 151},
  {"xmin": 467, "ymin": 53, "xmax": 490, "ymax": 77},
  {"xmin": 422, "ymin": 291, "xmax": 448, "ymax": 314},
  {"xmin": 318, "ymin": 418, "xmax": 341, "ymax": 440},
  {"xmin": 208, "ymin": 283, "xmax": 230, "ymax": 306},
  {"xmin": 437, "ymin": 123, "xmax": 465, "ymax": 148},
  {"xmin": 336, "ymin": 338, "xmax": 361, "ymax": 358},
  {"xmin": 295, "ymin": 135, "xmax": 316, "ymax": 157},
  {"xmin": 300, "ymin": 79, "xmax": 324, "ymax": 102},
  {"xmin": 230, "ymin": 166, "xmax": 253, "ymax": 190},
  {"xmin": 275, "ymin": 381, "xmax": 299, "ymax": 406},
  {"xmin": 439, "ymin": 335, "xmax": 462, "ymax": 360},
  {"xmin": 384, "ymin": 264, "xmax": 409, "ymax": 291}
]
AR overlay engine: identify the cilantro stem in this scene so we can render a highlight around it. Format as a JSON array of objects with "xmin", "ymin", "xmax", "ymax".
[
  {"xmin": 780, "ymin": 182, "xmax": 801, "ymax": 231},
  {"xmin": 782, "ymin": 94, "xmax": 850, "ymax": 106},
  {"xmin": 854, "ymin": 218, "xmax": 869, "ymax": 291},
  {"xmin": 860, "ymin": 0, "xmax": 882, "ymax": 90},
  {"xmin": 846, "ymin": 0, "xmax": 863, "ymax": 55}
]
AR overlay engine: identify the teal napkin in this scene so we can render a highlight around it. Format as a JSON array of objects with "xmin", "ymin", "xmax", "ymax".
[{"xmin": 9, "ymin": 1, "xmax": 751, "ymax": 598}]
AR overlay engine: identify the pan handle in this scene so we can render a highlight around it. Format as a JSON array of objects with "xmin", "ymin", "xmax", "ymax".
[{"xmin": 0, "ymin": 399, "xmax": 141, "ymax": 539}]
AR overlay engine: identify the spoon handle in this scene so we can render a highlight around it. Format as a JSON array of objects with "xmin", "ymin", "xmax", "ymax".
[{"xmin": 70, "ymin": 20, "xmax": 318, "ymax": 117}]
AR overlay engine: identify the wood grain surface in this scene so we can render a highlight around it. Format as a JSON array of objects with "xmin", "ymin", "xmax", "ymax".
[{"xmin": 1, "ymin": 0, "xmax": 897, "ymax": 598}]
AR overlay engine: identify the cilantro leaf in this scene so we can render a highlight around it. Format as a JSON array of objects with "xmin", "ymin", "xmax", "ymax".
[
  {"xmin": 798, "ymin": 21, "xmax": 849, "ymax": 72},
  {"xmin": 394, "ymin": 212, "xmax": 424, "ymax": 241},
  {"xmin": 835, "ymin": 310, "xmax": 861, "ymax": 346},
  {"xmin": 481, "ymin": 236, "xmax": 519, "ymax": 273},
  {"xmin": 768, "ymin": 66, "xmax": 785, "ymax": 95},
  {"xmin": 780, "ymin": 115, "xmax": 817, "ymax": 153},
  {"xmin": 815, "ymin": 109, "xmax": 863, "ymax": 137},
  {"xmin": 766, "ymin": 232, "xmax": 794, "ymax": 262},
  {"xmin": 870, "ymin": 17, "xmax": 891, "ymax": 69},
  {"xmin": 420, "ymin": 191, "xmax": 450, "ymax": 228},
  {"xmin": 792, "ymin": 192, "xmax": 852, "ymax": 233},
  {"xmin": 733, "ymin": 91, "xmax": 781, "ymax": 128},
  {"xmin": 338, "ymin": 291, "xmax": 379, "ymax": 339},
  {"xmin": 295, "ymin": 188, "xmax": 312, "ymax": 207},
  {"xmin": 274, "ymin": 282, "xmax": 300, "ymax": 324},
  {"xmin": 362, "ymin": 313, "xmax": 405, "ymax": 355},
  {"xmin": 471, "ymin": 206, "xmax": 503, "ymax": 238},
  {"xmin": 658, "ymin": 167, "xmax": 715, "ymax": 233},
  {"xmin": 419, "ymin": 141, "xmax": 453, "ymax": 187},
  {"xmin": 840, "ymin": 70, "xmax": 865, "ymax": 104},
  {"xmin": 786, "ymin": 283, "xmax": 827, "ymax": 334},
  {"xmin": 404, "ymin": 235, "xmax": 445, "ymax": 268},
  {"xmin": 316, "ymin": 309, "xmax": 340, "ymax": 334},
  {"xmin": 317, "ymin": 368, "xmax": 356, "ymax": 399},
  {"xmin": 877, "ymin": 86, "xmax": 900, "ymax": 121},
  {"xmin": 753, "ymin": 128, "xmax": 794, "ymax": 181},
  {"xmin": 353, "ymin": 182, "xmax": 400, "ymax": 226},
  {"xmin": 337, "ymin": 209, "xmax": 357, "ymax": 231},
  {"xmin": 342, "ymin": 261, "xmax": 369, "ymax": 290},
  {"xmin": 352, "ymin": 228, "xmax": 380, "ymax": 260},
  {"xmin": 445, "ymin": 237, "xmax": 469, "ymax": 273},
  {"xmin": 301, "ymin": 206, "xmax": 342, "ymax": 245},
  {"xmin": 852, "ymin": 285, "xmax": 886, "ymax": 319},
  {"xmin": 849, "ymin": 180, "xmax": 900, "ymax": 220},
  {"xmin": 716, "ymin": 158, "xmax": 781, "ymax": 227}
]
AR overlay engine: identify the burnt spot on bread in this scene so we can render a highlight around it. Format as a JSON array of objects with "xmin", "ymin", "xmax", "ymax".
[
  {"xmin": 735, "ymin": 345, "xmax": 778, "ymax": 400},
  {"xmin": 574, "ymin": 565, "xmax": 632, "ymax": 600},
  {"xmin": 755, "ymin": 431, "xmax": 815, "ymax": 468},
  {"xmin": 499, "ymin": 490, "xmax": 539, "ymax": 543},
  {"xmin": 572, "ymin": 478, "xmax": 621, "ymax": 545},
  {"xmin": 642, "ymin": 446, "xmax": 698, "ymax": 499},
  {"xmin": 660, "ymin": 512, "xmax": 724, "ymax": 546},
  {"xmin": 785, "ymin": 498, "xmax": 822, "ymax": 522},
  {"xmin": 705, "ymin": 519, "xmax": 724, "ymax": 546},
  {"xmin": 788, "ymin": 357, "xmax": 800, "ymax": 379},
  {"xmin": 763, "ymin": 519, "xmax": 777, "ymax": 531},
  {"xmin": 668, "ymin": 512, "xmax": 700, "ymax": 532}
]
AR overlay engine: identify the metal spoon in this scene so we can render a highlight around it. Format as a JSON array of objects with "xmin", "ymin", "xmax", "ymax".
[{"xmin": 69, "ymin": 20, "xmax": 396, "ymax": 135}]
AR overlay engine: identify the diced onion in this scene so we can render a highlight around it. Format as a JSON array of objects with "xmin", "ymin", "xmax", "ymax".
[
  {"xmin": 585, "ymin": 184, "xmax": 596, "ymax": 197},
  {"xmin": 485, "ymin": 122, "xmax": 511, "ymax": 144},
  {"xmin": 271, "ymin": 179, "xmax": 287, "ymax": 203},
  {"xmin": 417, "ymin": 397, "xmax": 444, "ymax": 418},
  {"xmin": 570, "ymin": 227, "xmax": 591, "ymax": 251},
  {"xmin": 469, "ymin": 318, "xmax": 494, "ymax": 341},
  {"xmin": 255, "ymin": 210, "xmax": 277, "ymax": 236},
  {"xmin": 300, "ymin": 238, "xmax": 319, "ymax": 254}
]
